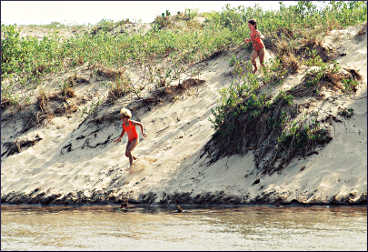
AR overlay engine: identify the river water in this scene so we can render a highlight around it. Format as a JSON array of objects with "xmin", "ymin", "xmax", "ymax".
[{"xmin": 1, "ymin": 204, "xmax": 366, "ymax": 251}]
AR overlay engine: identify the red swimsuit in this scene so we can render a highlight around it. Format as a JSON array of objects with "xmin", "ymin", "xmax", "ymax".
[
  {"xmin": 250, "ymin": 30, "xmax": 264, "ymax": 51},
  {"xmin": 122, "ymin": 120, "xmax": 138, "ymax": 141}
]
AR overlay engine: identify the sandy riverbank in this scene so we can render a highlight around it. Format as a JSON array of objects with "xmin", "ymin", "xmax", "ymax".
[{"xmin": 1, "ymin": 24, "xmax": 366, "ymax": 206}]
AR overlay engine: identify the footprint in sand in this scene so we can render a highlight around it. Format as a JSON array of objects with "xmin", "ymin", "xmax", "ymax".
[
  {"xmin": 129, "ymin": 156, "xmax": 158, "ymax": 172},
  {"xmin": 130, "ymin": 160, "xmax": 147, "ymax": 173},
  {"xmin": 120, "ymin": 157, "xmax": 157, "ymax": 185}
]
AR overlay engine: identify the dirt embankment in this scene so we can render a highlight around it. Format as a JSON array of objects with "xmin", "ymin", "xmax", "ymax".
[{"xmin": 1, "ymin": 24, "xmax": 366, "ymax": 207}]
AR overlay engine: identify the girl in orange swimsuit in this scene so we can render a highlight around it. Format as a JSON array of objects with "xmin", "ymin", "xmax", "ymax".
[
  {"xmin": 114, "ymin": 108, "xmax": 147, "ymax": 169},
  {"xmin": 244, "ymin": 19, "xmax": 265, "ymax": 74}
]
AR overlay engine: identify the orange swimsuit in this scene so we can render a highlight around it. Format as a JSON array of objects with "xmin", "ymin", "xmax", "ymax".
[
  {"xmin": 122, "ymin": 120, "xmax": 138, "ymax": 141},
  {"xmin": 250, "ymin": 30, "xmax": 264, "ymax": 51}
]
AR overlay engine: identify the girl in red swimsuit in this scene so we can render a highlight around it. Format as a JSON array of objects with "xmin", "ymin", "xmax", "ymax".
[
  {"xmin": 114, "ymin": 108, "xmax": 147, "ymax": 169},
  {"xmin": 244, "ymin": 19, "xmax": 265, "ymax": 74}
]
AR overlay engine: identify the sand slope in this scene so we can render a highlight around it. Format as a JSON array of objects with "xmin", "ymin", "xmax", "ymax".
[{"xmin": 1, "ymin": 24, "xmax": 366, "ymax": 205}]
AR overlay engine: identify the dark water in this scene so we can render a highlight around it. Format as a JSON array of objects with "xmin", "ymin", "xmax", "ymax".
[{"xmin": 1, "ymin": 204, "xmax": 367, "ymax": 251}]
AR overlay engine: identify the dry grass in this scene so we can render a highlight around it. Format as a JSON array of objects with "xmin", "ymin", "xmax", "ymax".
[
  {"xmin": 106, "ymin": 78, "xmax": 130, "ymax": 103},
  {"xmin": 276, "ymin": 39, "xmax": 290, "ymax": 56},
  {"xmin": 264, "ymin": 28, "xmax": 295, "ymax": 53},
  {"xmin": 273, "ymin": 37, "xmax": 300, "ymax": 74},
  {"xmin": 36, "ymin": 90, "xmax": 55, "ymax": 124},
  {"xmin": 327, "ymin": 18, "xmax": 342, "ymax": 31},
  {"xmin": 281, "ymin": 53, "xmax": 299, "ymax": 74},
  {"xmin": 95, "ymin": 64, "xmax": 126, "ymax": 80},
  {"xmin": 35, "ymin": 87, "xmax": 79, "ymax": 125},
  {"xmin": 276, "ymin": 27, "xmax": 294, "ymax": 39},
  {"xmin": 138, "ymin": 78, "xmax": 206, "ymax": 108},
  {"xmin": 77, "ymin": 56, "xmax": 84, "ymax": 65},
  {"xmin": 154, "ymin": 78, "xmax": 205, "ymax": 98},
  {"xmin": 185, "ymin": 19, "xmax": 203, "ymax": 30},
  {"xmin": 300, "ymin": 38, "xmax": 320, "ymax": 48},
  {"xmin": 62, "ymin": 87, "xmax": 75, "ymax": 98},
  {"xmin": 67, "ymin": 73, "xmax": 90, "ymax": 86},
  {"xmin": 37, "ymin": 89, "xmax": 48, "ymax": 112},
  {"xmin": 64, "ymin": 101, "xmax": 78, "ymax": 114},
  {"xmin": 289, "ymin": 67, "xmax": 361, "ymax": 98}
]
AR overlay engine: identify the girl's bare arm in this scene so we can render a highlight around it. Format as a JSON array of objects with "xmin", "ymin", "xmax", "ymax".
[
  {"xmin": 115, "ymin": 129, "xmax": 125, "ymax": 142},
  {"xmin": 132, "ymin": 120, "xmax": 147, "ymax": 137},
  {"xmin": 259, "ymin": 31, "xmax": 265, "ymax": 40}
]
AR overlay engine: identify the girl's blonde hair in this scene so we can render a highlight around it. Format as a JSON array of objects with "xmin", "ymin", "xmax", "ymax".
[{"xmin": 120, "ymin": 108, "xmax": 132, "ymax": 118}]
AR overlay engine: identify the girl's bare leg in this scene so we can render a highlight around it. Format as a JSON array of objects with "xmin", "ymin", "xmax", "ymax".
[
  {"xmin": 251, "ymin": 50, "xmax": 259, "ymax": 73},
  {"xmin": 125, "ymin": 139, "xmax": 138, "ymax": 167},
  {"xmin": 259, "ymin": 48, "xmax": 266, "ymax": 71}
]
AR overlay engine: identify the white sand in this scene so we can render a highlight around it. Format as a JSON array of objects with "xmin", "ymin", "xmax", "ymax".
[{"xmin": 1, "ymin": 24, "xmax": 366, "ymax": 204}]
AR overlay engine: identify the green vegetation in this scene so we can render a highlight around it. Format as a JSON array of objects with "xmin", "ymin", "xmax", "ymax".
[
  {"xmin": 277, "ymin": 120, "xmax": 332, "ymax": 158},
  {"xmin": 205, "ymin": 64, "xmax": 334, "ymax": 174},
  {"xmin": 2, "ymin": 1, "xmax": 365, "ymax": 90},
  {"xmin": 338, "ymin": 107, "xmax": 354, "ymax": 119}
]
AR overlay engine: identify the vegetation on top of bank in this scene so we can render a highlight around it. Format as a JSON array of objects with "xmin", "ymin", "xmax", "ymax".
[{"xmin": 1, "ymin": 1, "xmax": 366, "ymax": 106}]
